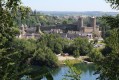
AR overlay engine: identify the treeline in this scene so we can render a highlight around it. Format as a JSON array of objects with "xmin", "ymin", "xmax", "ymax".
[
  {"xmin": 88, "ymin": 14, "xmax": 119, "ymax": 80},
  {"xmin": 14, "ymin": 10, "xmax": 77, "ymax": 27},
  {"xmin": 13, "ymin": 34, "xmax": 93, "ymax": 63},
  {"xmin": 0, "ymin": 32, "xmax": 93, "ymax": 79},
  {"xmin": 15, "ymin": 10, "xmax": 107, "ymax": 28},
  {"xmin": 9, "ymin": 33, "xmax": 93, "ymax": 68}
]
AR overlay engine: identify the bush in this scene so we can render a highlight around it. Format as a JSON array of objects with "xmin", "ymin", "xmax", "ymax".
[
  {"xmin": 73, "ymin": 49, "xmax": 80, "ymax": 58},
  {"xmin": 31, "ymin": 47, "xmax": 58, "ymax": 67}
]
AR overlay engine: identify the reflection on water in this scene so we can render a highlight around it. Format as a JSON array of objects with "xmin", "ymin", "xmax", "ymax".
[
  {"xmin": 76, "ymin": 63, "xmax": 99, "ymax": 80},
  {"xmin": 21, "ymin": 63, "xmax": 99, "ymax": 80},
  {"xmin": 50, "ymin": 63, "xmax": 99, "ymax": 80}
]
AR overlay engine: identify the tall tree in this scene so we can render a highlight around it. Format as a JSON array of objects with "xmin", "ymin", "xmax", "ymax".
[
  {"xmin": 105, "ymin": 0, "xmax": 119, "ymax": 9},
  {"xmin": 0, "ymin": 0, "xmax": 30, "ymax": 79},
  {"xmin": 94, "ymin": 0, "xmax": 119, "ymax": 80}
]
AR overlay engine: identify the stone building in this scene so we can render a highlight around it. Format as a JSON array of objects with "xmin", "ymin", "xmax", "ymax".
[
  {"xmin": 17, "ymin": 16, "xmax": 102, "ymax": 40},
  {"xmin": 42, "ymin": 16, "xmax": 101, "ymax": 40},
  {"xmin": 77, "ymin": 16, "xmax": 100, "ymax": 35},
  {"xmin": 16, "ymin": 24, "xmax": 41, "ymax": 39}
]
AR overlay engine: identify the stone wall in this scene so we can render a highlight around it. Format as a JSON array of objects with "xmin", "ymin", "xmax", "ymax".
[{"xmin": 83, "ymin": 27, "xmax": 93, "ymax": 33}]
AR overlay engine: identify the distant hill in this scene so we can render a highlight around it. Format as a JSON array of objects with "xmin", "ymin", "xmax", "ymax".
[{"xmin": 40, "ymin": 11, "xmax": 119, "ymax": 17}]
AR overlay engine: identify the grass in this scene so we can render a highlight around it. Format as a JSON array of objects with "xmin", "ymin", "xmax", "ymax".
[{"xmin": 58, "ymin": 59, "xmax": 82, "ymax": 66}]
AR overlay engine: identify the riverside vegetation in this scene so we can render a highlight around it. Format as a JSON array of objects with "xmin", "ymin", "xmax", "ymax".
[{"xmin": 0, "ymin": 0, "xmax": 119, "ymax": 80}]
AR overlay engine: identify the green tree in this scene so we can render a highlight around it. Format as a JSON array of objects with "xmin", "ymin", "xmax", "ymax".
[
  {"xmin": 94, "ymin": 0, "xmax": 119, "ymax": 79},
  {"xmin": 88, "ymin": 49, "xmax": 103, "ymax": 62},
  {"xmin": 32, "ymin": 46, "xmax": 58, "ymax": 67},
  {"xmin": 97, "ymin": 17, "xmax": 110, "ymax": 38},
  {"xmin": 54, "ymin": 43, "xmax": 63, "ymax": 54},
  {"xmin": 73, "ymin": 49, "xmax": 80, "ymax": 58},
  {"xmin": 62, "ymin": 20, "xmax": 68, "ymax": 24},
  {"xmin": 73, "ymin": 37, "xmax": 92, "ymax": 56},
  {"xmin": 96, "ymin": 29, "xmax": 119, "ymax": 80},
  {"xmin": 105, "ymin": 0, "xmax": 119, "ymax": 9},
  {"xmin": 0, "ymin": 0, "xmax": 32, "ymax": 79},
  {"xmin": 63, "ymin": 60, "xmax": 81, "ymax": 80}
]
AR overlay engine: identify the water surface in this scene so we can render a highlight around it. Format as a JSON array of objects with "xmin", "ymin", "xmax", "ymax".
[{"xmin": 21, "ymin": 63, "xmax": 99, "ymax": 80}]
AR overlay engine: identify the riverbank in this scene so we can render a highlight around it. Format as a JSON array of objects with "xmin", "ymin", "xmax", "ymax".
[
  {"xmin": 57, "ymin": 55, "xmax": 91, "ymax": 65},
  {"xmin": 57, "ymin": 55, "xmax": 89, "ymax": 61}
]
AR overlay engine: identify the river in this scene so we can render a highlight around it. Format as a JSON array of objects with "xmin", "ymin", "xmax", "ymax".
[{"xmin": 21, "ymin": 63, "xmax": 99, "ymax": 80}]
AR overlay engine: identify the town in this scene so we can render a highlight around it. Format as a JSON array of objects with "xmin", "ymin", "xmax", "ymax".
[
  {"xmin": 17, "ymin": 16, "xmax": 103, "ymax": 42},
  {"xmin": 0, "ymin": 0, "xmax": 119, "ymax": 80}
]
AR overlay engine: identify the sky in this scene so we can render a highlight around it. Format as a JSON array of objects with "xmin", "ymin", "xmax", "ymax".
[{"xmin": 22, "ymin": 0, "xmax": 118, "ymax": 12}]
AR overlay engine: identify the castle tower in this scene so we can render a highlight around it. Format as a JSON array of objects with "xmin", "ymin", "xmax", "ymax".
[
  {"xmin": 91, "ymin": 17, "xmax": 96, "ymax": 32},
  {"xmin": 36, "ymin": 23, "xmax": 41, "ymax": 33},
  {"xmin": 77, "ymin": 16, "xmax": 83, "ymax": 31}
]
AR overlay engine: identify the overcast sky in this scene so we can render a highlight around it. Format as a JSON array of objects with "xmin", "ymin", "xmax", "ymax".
[{"xmin": 22, "ymin": 0, "xmax": 118, "ymax": 12}]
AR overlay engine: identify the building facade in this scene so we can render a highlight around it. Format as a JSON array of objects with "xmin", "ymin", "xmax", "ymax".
[{"xmin": 17, "ymin": 16, "xmax": 102, "ymax": 40}]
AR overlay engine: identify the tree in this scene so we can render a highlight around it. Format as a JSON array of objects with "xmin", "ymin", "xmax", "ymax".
[
  {"xmin": 31, "ymin": 47, "xmax": 58, "ymax": 67},
  {"xmin": 0, "ymin": 0, "xmax": 31, "ymax": 79},
  {"xmin": 88, "ymin": 49, "xmax": 103, "ymax": 62},
  {"xmin": 73, "ymin": 49, "xmax": 80, "ymax": 58},
  {"xmin": 101, "ymin": 15, "xmax": 119, "ymax": 29},
  {"xmin": 54, "ymin": 43, "xmax": 63, "ymax": 54},
  {"xmin": 94, "ymin": 0, "xmax": 119, "ymax": 79},
  {"xmin": 105, "ymin": 0, "xmax": 119, "ymax": 9},
  {"xmin": 96, "ymin": 17, "xmax": 110, "ymax": 38},
  {"xmin": 73, "ymin": 37, "xmax": 93, "ymax": 56},
  {"xmin": 63, "ymin": 60, "xmax": 81, "ymax": 80},
  {"xmin": 62, "ymin": 20, "xmax": 68, "ymax": 24},
  {"xmin": 96, "ymin": 29, "xmax": 119, "ymax": 80}
]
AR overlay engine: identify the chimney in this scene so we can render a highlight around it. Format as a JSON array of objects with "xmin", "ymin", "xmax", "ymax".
[
  {"xmin": 91, "ymin": 17, "xmax": 96, "ymax": 32},
  {"xmin": 77, "ymin": 16, "xmax": 83, "ymax": 31}
]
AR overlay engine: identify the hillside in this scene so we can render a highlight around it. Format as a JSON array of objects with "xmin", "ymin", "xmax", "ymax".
[{"xmin": 40, "ymin": 11, "xmax": 119, "ymax": 16}]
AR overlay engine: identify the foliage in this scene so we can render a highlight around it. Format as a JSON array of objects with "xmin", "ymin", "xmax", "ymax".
[
  {"xmin": 72, "ymin": 37, "xmax": 93, "ymax": 56},
  {"xmin": 96, "ymin": 17, "xmax": 110, "ymax": 38},
  {"xmin": 0, "ymin": 0, "xmax": 31, "ymax": 79},
  {"xmin": 54, "ymin": 43, "xmax": 63, "ymax": 54},
  {"xmin": 88, "ymin": 4, "xmax": 119, "ymax": 78},
  {"xmin": 73, "ymin": 49, "xmax": 80, "ymax": 58},
  {"xmin": 61, "ymin": 37, "xmax": 93, "ymax": 57},
  {"xmin": 88, "ymin": 49, "xmax": 103, "ymax": 62},
  {"xmin": 21, "ymin": 66, "xmax": 54, "ymax": 80},
  {"xmin": 0, "ymin": 1, "xmax": 59, "ymax": 79},
  {"xmin": 63, "ymin": 60, "xmax": 81, "ymax": 80},
  {"xmin": 94, "ymin": 29, "xmax": 119, "ymax": 80},
  {"xmin": 15, "ymin": 10, "xmax": 77, "ymax": 27},
  {"xmin": 101, "ymin": 15, "xmax": 119, "ymax": 29},
  {"xmin": 37, "ymin": 34, "xmax": 64, "ymax": 54},
  {"xmin": 95, "ymin": 1, "xmax": 119, "ymax": 77},
  {"xmin": 105, "ymin": 0, "xmax": 119, "ymax": 9},
  {"xmin": 31, "ymin": 47, "xmax": 58, "ymax": 67}
]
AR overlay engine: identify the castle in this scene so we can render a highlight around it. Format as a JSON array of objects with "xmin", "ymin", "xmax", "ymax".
[
  {"xmin": 17, "ymin": 16, "xmax": 102, "ymax": 40},
  {"xmin": 78, "ymin": 16, "xmax": 99, "ymax": 33},
  {"xmin": 76, "ymin": 16, "xmax": 101, "ymax": 38},
  {"xmin": 16, "ymin": 24, "xmax": 41, "ymax": 39}
]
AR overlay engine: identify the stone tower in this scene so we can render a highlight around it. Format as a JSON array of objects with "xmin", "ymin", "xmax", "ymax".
[
  {"xmin": 91, "ymin": 17, "xmax": 96, "ymax": 32},
  {"xmin": 36, "ymin": 23, "xmax": 41, "ymax": 33},
  {"xmin": 77, "ymin": 16, "xmax": 83, "ymax": 31}
]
